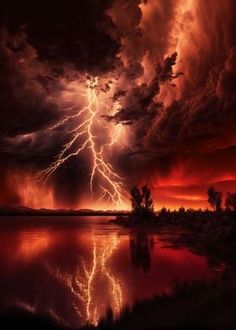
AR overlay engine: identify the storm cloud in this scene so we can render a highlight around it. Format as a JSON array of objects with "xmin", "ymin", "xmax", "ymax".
[{"xmin": 0, "ymin": 0, "xmax": 236, "ymax": 209}]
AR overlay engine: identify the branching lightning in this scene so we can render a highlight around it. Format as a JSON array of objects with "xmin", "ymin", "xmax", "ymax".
[
  {"xmin": 46, "ymin": 234, "xmax": 123, "ymax": 326},
  {"xmin": 36, "ymin": 77, "xmax": 127, "ymax": 209}
]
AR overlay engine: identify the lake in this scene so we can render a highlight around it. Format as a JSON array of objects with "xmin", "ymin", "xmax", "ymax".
[{"xmin": 0, "ymin": 216, "xmax": 222, "ymax": 328}]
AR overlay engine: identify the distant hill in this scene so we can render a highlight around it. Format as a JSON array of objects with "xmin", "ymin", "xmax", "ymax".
[{"xmin": 0, "ymin": 205, "xmax": 129, "ymax": 216}]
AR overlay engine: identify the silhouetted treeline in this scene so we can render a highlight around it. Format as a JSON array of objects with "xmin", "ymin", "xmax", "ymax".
[
  {"xmin": 129, "ymin": 184, "xmax": 236, "ymax": 213},
  {"xmin": 206, "ymin": 186, "xmax": 236, "ymax": 211}
]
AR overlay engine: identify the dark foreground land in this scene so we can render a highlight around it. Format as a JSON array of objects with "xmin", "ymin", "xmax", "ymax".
[
  {"xmin": 84, "ymin": 273, "xmax": 236, "ymax": 330},
  {"xmin": 1, "ymin": 210, "xmax": 236, "ymax": 329}
]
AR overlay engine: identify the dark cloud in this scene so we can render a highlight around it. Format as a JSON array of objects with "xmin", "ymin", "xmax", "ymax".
[
  {"xmin": 0, "ymin": 0, "xmax": 120, "ymax": 73},
  {"xmin": 145, "ymin": 47, "xmax": 236, "ymax": 156},
  {"xmin": 103, "ymin": 53, "xmax": 180, "ymax": 125},
  {"xmin": 0, "ymin": 29, "xmax": 59, "ymax": 138}
]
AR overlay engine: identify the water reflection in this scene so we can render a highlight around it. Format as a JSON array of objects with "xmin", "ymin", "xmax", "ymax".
[
  {"xmin": 46, "ymin": 234, "xmax": 122, "ymax": 325},
  {"xmin": 130, "ymin": 231, "xmax": 154, "ymax": 272},
  {"xmin": 18, "ymin": 230, "xmax": 50, "ymax": 260},
  {"xmin": 0, "ymin": 216, "xmax": 219, "ymax": 328}
]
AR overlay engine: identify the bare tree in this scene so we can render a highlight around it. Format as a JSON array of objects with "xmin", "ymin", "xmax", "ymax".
[
  {"xmin": 207, "ymin": 186, "xmax": 222, "ymax": 211},
  {"xmin": 225, "ymin": 192, "xmax": 236, "ymax": 211}
]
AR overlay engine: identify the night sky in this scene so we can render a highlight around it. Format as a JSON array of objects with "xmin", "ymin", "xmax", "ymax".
[{"xmin": 0, "ymin": 0, "xmax": 236, "ymax": 210}]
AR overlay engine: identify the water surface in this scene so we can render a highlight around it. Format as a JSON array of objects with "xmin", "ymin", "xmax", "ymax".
[{"xmin": 0, "ymin": 216, "xmax": 220, "ymax": 327}]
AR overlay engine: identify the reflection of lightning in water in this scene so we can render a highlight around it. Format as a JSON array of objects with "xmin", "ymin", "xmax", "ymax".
[
  {"xmin": 14, "ymin": 299, "xmax": 35, "ymax": 314},
  {"xmin": 47, "ymin": 234, "xmax": 122, "ymax": 326},
  {"xmin": 13, "ymin": 299, "xmax": 69, "ymax": 327},
  {"xmin": 36, "ymin": 77, "xmax": 127, "ymax": 209},
  {"xmin": 100, "ymin": 236, "xmax": 123, "ymax": 315}
]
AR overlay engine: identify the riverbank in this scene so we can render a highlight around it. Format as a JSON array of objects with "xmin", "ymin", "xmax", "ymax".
[{"xmin": 112, "ymin": 211, "xmax": 236, "ymax": 266}]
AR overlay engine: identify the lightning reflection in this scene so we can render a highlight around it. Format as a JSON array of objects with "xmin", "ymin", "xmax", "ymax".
[{"xmin": 46, "ymin": 234, "xmax": 123, "ymax": 326}]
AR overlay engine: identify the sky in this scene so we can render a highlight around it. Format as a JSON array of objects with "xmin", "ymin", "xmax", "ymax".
[{"xmin": 0, "ymin": 0, "xmax": 236, "ymax": 210}]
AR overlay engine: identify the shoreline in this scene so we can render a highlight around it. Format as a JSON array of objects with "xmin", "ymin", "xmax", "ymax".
[
  {"xmin": 0, "ymin": 207, "xmax": 130, "ymax": 217},
  {"xmin": 111, "ymin": 210, "xmax": 236, "ymax": 267}
]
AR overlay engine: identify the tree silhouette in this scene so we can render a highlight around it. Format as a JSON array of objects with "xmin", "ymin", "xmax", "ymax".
[
  {"xmin": 141, "ymin": 185, "xmax": 154, "ymax": 212},
  {"xmin": 179, "ymin": 206, "xmax": 185, "ymax": 213},
  {"xmin": 130, "ymin": 186, "xmax": 143, "ymax": 213},
  {"xmin": 130, "ymin": 185, "xmax": 154, "ymax": 216},
  {"xmin": 225, "ymin": 192, "xmax": 236, "ymax": 211},
  {"xmin": 207, "ymin": 186, "xmax": 222, "ymax": 211}
]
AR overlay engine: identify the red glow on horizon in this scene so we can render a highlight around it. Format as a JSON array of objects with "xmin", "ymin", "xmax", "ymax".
[{"xmin": 1, "ymin": 168, "xmax": 236, "ymax": 211}]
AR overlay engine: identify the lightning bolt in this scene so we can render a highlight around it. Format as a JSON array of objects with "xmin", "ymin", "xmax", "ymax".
[
  {"xmin": 46, "ymin": 234, "xmax": 123, "ymax": 326},
  {"xmin": 36, "ymin": 77, "xmax": 127, "ymax": 209}
]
